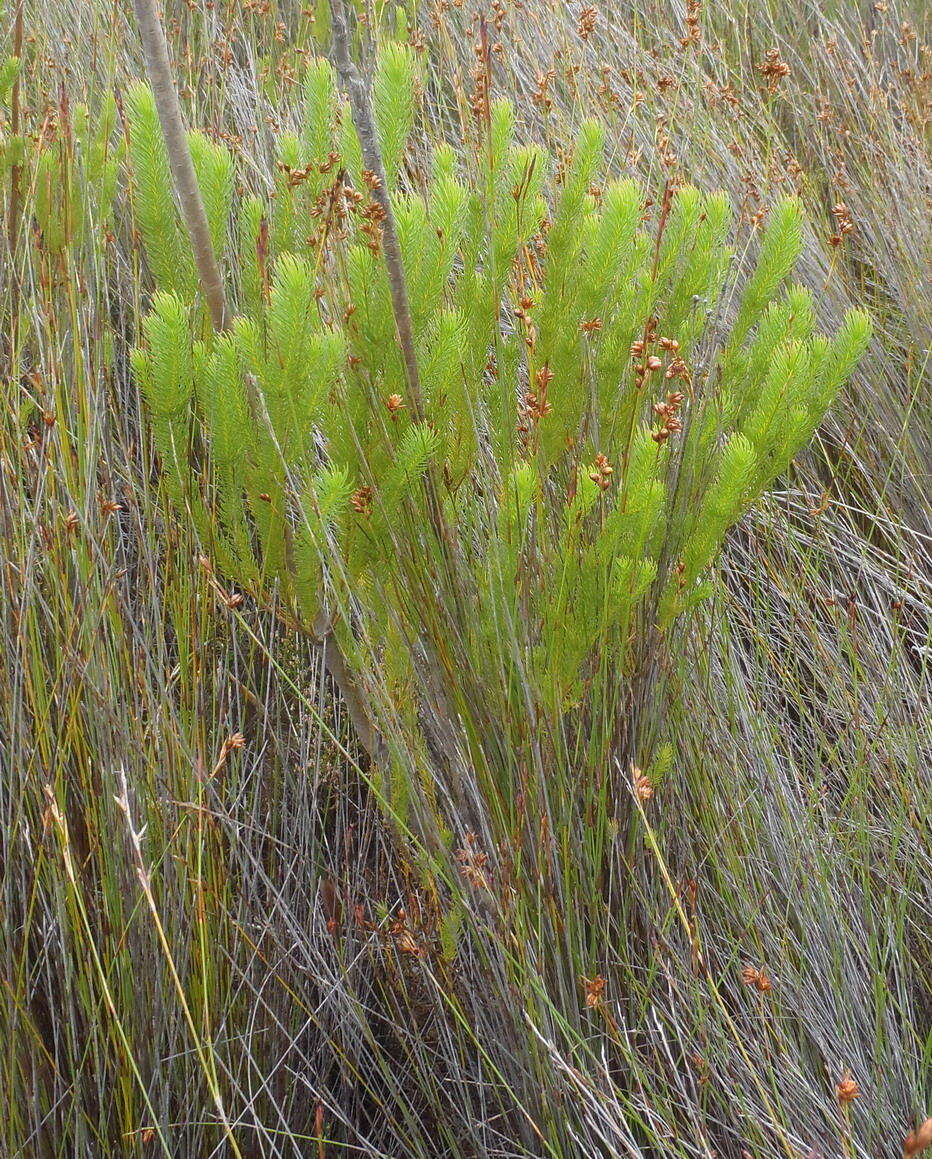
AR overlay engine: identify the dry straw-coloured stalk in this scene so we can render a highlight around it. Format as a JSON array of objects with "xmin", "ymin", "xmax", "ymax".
[
  {"xmin": 113, "ymin": 772, "xmax": 245, "ymax": 1159},
  {"xmin": 6, "ymin": 2, "xmax": 928, "ymax": 1155}
]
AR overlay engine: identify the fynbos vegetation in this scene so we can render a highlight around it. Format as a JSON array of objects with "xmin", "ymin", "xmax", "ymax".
[
  {"xmin": 130, "ymin": 34, "xmax": 874, "ymax": 924},
  {"xmin": 1, "ymin": 1, "xmax": 928, "ymax": 1157}
]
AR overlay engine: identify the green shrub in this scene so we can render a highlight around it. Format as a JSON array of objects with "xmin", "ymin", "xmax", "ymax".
[
  {"xmin": 129, "ymin": 50, "xmax": 869, "ymax": 704},
  {"xmin": 128, "ymin": 45, "xmax": 870, "ymax": 981}
]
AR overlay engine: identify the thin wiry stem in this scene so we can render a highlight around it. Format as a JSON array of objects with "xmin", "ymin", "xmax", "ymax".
[{"xmin": 114, "ymin": 772, "xmax": 245, "ymax": 1159}]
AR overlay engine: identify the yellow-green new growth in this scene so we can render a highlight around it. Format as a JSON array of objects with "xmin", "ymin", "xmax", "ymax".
[{"xmin": 130, "ymin": 49, "xmax": 871, "ymax": 713}]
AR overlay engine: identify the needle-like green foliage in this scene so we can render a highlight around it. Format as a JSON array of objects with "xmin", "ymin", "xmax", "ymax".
[
  {"xmin": 126, "ymin": 83, "xmax": 196, "ymax": 298},
  {"xmin": 128, "ymin": 44, "xmax": 873, "ymax": 945},
  {"xmin": 6, "ymin": 5, "xmax": 927, "ymax": 1157},
  {"xmin": 131, "ymin": 49, "xmax": 870, "ymax": 716}
]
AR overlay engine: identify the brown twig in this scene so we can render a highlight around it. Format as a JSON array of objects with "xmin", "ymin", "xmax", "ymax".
[
  {"xmin": 132, "ymin": 0, "xmax": 386, "ymax": 770},
  {"xmin": 328, "ymin": 0, "xmax": 424, "ymax": 416},
  {"xmin": 327, "ymin": 0, "xmax": 459, "ymax": 601},
  {"xmin": 5, "ymin": 0, "xmax": 24, "ymax": 359},
  {"xmin": 131, "ymin": 0, "xmax": 229, "ymax": 332},
  {"xmin": 314, "ymin": 609, "xmax": 387, "ymax": 767}
]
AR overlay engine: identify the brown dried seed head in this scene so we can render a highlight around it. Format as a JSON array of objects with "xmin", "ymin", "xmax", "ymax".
[
  {"xmin": 632, "ymin": 766, "xmax": 654, "ymax": 800},
  {"xmin": 577, "ymin": 6, "xmax": 598, "ymax": 40},
  {"xmin": 582, "ymin": 974, "xmax": 605, "ymax": 1007},
  {"xmin": 836, "ymin": 1072, "xmax": 861, "ymax": 1106},
  {"xmin": 741, "ymin": 965, "xmax": 772, "ymax": 992},
  {"xmin": 351, "ymin": 487, "xmax": 373, "ymax": 516},
  {"xmin": 456, "ymin": 832, "xmax": 491, "ymax": 890},
  {"xmin": 221, "ymin": 732, "xmax": 246, "ymax": 757},
  {"xmin": 904, "ymin": 1119, "xmax": 932, "ymax": 1157},
  {"xmin": 757, "ymin": 48, "xmax": 790, "ymax": 91}
]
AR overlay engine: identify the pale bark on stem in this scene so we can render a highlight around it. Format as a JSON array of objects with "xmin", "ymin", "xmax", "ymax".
[
  {"xmin": 328, "ymin": 0, "xmax": 458, "ymax": 561},
  {"xmin": 314, "ymin": 610, "xmax": 387, "ymax": 767},
  {"xmin": 5, "ymin": 0, "xmax": 24, "ymax": 356},
  {"xmin": 132, "ymin": 0, "xmax": 229, "ymax": 332},
  {"xmin": 132, "ymin": 0, "xmax": 385, "ymax": 768},
  {"xmin": 328, "ymin": 0, "xmax": 424, "ymax": 415},
  {"xmin": 328, "ymin": 1, "xmax": 470, "ymax": 823}
]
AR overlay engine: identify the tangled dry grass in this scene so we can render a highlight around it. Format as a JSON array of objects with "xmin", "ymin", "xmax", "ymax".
[{"xmin": 1, "ymin": 1, "xmax": 929, "ymax": 1155}]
